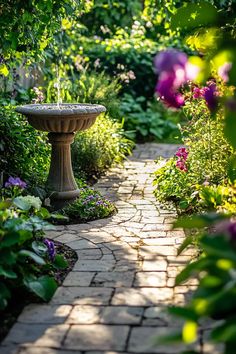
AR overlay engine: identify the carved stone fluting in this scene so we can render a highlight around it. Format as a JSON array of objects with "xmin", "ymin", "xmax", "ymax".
[{"xmin": 47, "ymin": 132, "xmax": 79, "ymax": 209}]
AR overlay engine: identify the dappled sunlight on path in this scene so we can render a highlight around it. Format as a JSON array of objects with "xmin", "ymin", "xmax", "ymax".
[{"xmin": 1, "ymin": 144, "xmax": 217, "ymax": 354}]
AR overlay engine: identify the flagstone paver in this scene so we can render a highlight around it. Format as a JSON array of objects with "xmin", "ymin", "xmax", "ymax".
[{"xmin": 1, "ymin": 143, "xmax": 211, "ymax": 354}]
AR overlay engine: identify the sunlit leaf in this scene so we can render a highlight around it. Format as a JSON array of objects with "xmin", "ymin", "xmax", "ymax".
[
  {"xmin": 177, "ymin": 236, "xmax": 194, "ymax": 256},
  {"xmin": 171, "ymin": 2, "xmax": 218, "ymax": 31},
  {"xmin": 182, "ymin": 321, "xmax": 198, "ymax": 344},
  {"xmin": 0, "ymin": 64, "xmax": 9, "ymax": 77}
]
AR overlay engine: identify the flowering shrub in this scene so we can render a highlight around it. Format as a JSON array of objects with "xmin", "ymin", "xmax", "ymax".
[
  {"xmin": 153, "ymin": 78, "xmax": 233, "ymax": 212},
  {"xmin": 61, "ymin": 187, "xmax": 116, "ymax": 222}
]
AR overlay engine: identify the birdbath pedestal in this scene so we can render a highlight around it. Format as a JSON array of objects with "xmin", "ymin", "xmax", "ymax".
[{"xmin": 16, "ymin": 104, "xmax": 106, "ymax": 209}]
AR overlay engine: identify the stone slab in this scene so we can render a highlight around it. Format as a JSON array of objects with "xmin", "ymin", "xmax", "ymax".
[{"xmin": 64, "ymin": 325, "xmax": 129, "ymax": 351}]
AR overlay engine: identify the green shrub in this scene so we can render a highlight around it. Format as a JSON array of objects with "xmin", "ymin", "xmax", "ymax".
[
  {"xmin": 0, "ymin": 106, "xmax": 50, "ymax": 186},
  {"xmin": 72, "ymin": 113, "xmax": 134, "ymax": 179},
  {"xmin": 120, "ymin": 94, "xmax": 182, "ymax": 142},
  {"xmin": 61, "ymin": 187, "xmax": 116, "ymax": 222}
]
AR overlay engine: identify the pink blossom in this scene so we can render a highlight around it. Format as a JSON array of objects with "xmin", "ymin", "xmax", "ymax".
[
  {"xmin": 156, "ymin": 74, "xmax": 185, "ymax": 109},
  {"xmin": 176, "ymin": 159, "xmax": 188, "ymax": 172},
  {"xmin": 154, "ymin": 49, "xmax": 199, "ymax": 109},
  {"xmin": 175, "ymin": 147, "xmax": 188, "ymax": 161}
]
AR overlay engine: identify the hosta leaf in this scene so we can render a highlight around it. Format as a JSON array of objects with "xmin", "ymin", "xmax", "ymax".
[
  {"xmin": 0, "ymin": 266, "xmax": 17, "ymax": 279},
  {"xmin": 25, "ymin": 275, "xmax": 57, "ymax": 301},
  {"xmin": 32, "ymin": 241, "xmax": 48, "ymax": 256},
  {"xmin": 13, "ymin": 197, "xmax": 31, "ymax": 211},
  {"xmin": 19, "ymin": 250, "xmax": 46, "ymax": 265}
]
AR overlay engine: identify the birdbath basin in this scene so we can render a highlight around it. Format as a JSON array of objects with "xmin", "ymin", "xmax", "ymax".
[{"xmin": 15, "ymin": 103, "xmax": 106, "ymax": 209}]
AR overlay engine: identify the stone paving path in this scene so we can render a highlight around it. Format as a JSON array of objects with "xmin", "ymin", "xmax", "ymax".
[{"xmin": 1, "ymin": 144, "xmax": 216, "ymax": 354}]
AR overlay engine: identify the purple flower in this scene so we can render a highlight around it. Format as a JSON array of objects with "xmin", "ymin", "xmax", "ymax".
[
  {"xmin": 215, "ymin": 220, "xmax": 236, "ymax": 243},
  {"xmin": 156, "ymin": 74, "xmax": 185, "ymax": 109},
  {"xmin": 175, "ymin": 147, "xmax": 188, "ymax": 161},
  {"xmin": 154, "ymin": 50, "xmax": 199, "ymax": 109},
  {"xmin": 203, "ymin": 82, "xmax": 218, "ymax": 112},
  {"xmin": 43, "ymin": 239, "xmax": 56, "ymax": 261},
  {"xmin": 154, "ymin": 49, "xmax": 188, "ymax": 75},
  {"xmin": 5, "ymin": 176, "xmax": 27, "ymax": 189}
]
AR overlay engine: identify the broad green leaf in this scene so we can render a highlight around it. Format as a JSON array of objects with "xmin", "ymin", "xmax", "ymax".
[
  {"xmin": 177, "ymin": 236, "xmax": 194, "ymax": 256},
  {"xmin": 168, "ymin": 306, "xmax": 199, "ymax": 321},
  {"xmin": 19, "ymin": 250, "xmax": 46, "ymax": 265},
  {"xmin": 0, "ymin": 250, "xmax": 17, "ymax": 265},
  {"xmin": 32, "ymin": 241, "xmax": 48, "ymax": 256},
  {"xmin": 0, "ymin": 282, "xmax": 11, "ymax": 309},
  {"xmin": 171, "ymin": 2, "xmax": 218, "ymax": 31},
  {"xmin": 200, "ymin": 234, "xmax": 236, "ymax": 262},
  {"xmin": 0, "ymin": 231, "xmax": 19, "ymax": 248},
  {"xmin": 174, "ymin": 213, "xmax": 226, "ymax": 229},
  {"xmin": 13, "ymin": 197, "xmax": 31, "ymax": 211},
  {"xmin": 53, "ymin": 254, "xmax": 68, "ymax": 269},
  {"xmin": 175, "ymin": 258, "xmax": 211, "ymax": 285},
  {"xmin": 0, "ymin": 266, "xmax": 17, "ymax": 279},
  {"xmin": 25, "ymin": 275, "xmax": 57, "ymax": 301},
  {"xmin": 179, "ymin": 200, "xmax": 189, "ymax": 210},
  {"xmin": 211, "ymin": 318, "xmax": 236, "ymax": 342}
]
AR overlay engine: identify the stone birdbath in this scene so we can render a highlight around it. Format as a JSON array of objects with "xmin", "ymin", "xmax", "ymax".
[{"xmin": 15, "ymin": 103, "xmax": 106, "ymax": 209}]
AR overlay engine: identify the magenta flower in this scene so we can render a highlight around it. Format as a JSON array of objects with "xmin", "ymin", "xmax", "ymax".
[
  {"xmin": 156, "ymin": 74, "xmax": 185, "ymax": 108},
  {"xmin": 175, "ymin": 147, "xmax": 188, "ymax": 161},
  {"xmin": 176, "ymin": 159, "xmax": 188, "ymax": 172},
  {"xmin": 154, "ymin": 49, "xmax": 199, "ymax": 109},
  {"xmin": 5, "ymin": 176, "xmax": 27, "ymax": 189}
]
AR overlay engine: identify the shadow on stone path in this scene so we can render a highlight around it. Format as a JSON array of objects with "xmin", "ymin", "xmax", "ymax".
[{"xmin": 0, "ymin": 144, "xmax": 218, "ymax": 354}]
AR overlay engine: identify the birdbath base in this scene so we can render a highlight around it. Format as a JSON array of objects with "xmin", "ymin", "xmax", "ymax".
[{"xmin": 47, "ymin": 132, "xmax": 79, "ymax": 210}]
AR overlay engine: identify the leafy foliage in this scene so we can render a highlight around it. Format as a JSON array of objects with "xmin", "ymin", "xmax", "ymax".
[
  {"xmin": 0, "ymin": 194, "xmax": 67, "ymax": 311},
  {"xmin": 120, "ymin": 94, "xmax": 181, "ymax": 141},
  {"xmin": 166, "ymin": 214, "xmax": 236, "ymax": 354},
  {"xmin": 0, "ymin": 0, "xmax": 89, "ymax": 57},
  {"xmin": 72, "ymin": 113, "xmax": 134, "ymax": 179},
  {"xmin": 0, "ymin": 106, "xmax": 50, "ymax": 186}
]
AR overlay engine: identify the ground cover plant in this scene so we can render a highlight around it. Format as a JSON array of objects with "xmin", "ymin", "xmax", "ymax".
[{"xmin": 61, "ymin": 186, "xmax": 116, "ymax": 223}]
